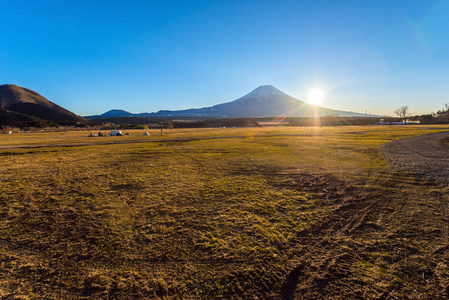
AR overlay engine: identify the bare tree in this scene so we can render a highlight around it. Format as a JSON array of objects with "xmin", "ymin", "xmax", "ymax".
[{"xmin": 394, "ymin": 106, "xmax": 410, "ymax": 125}]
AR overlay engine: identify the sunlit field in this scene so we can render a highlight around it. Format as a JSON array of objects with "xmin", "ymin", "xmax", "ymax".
[{"xmin": 1, "ymin": 125, "xmax": 448, "ymax": 299}]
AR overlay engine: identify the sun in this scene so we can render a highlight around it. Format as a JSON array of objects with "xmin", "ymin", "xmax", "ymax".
[{"xmin": 308, "ymin": 88, "xmax": 325, "ymax": 106}]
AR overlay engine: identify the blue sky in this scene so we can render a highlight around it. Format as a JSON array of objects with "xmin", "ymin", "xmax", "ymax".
[{"xmin": 1, "ymin": 0, "xmax": 448, "ymax": 116}]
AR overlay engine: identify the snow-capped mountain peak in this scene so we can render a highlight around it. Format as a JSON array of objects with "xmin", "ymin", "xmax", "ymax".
[
  {"xmin": 234, "ymin": 85, "xmax": 287, "ymax": 103},
  {"xmin": 89, "ymin": 84, "xmax": 368, "ymax": 119}
]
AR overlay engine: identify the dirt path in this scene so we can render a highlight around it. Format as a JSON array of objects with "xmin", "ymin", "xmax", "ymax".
[
  {"xmin": 282, "ymin": 131, "xmax": 449, "ymax": 299},
  {"xmin": 381, "ymin": 131, "xmax": 449, "ymax": 184}
]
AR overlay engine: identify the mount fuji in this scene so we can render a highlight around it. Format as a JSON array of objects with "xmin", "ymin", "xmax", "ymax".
[
  {"xmin": 89, "ymin": 85, "xmax": 367, "ymax": 119},
  {"xmin": 147, "ymin": 85, "xmax": 365, "ymax": 118}
]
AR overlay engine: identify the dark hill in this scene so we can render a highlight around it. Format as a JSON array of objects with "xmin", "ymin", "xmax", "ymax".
[
  {"xmin": 0, "ymin": 109, "xmax": 45, "ymax": 126},
  {"xmin": 100, "ymin": 109, "xmax": 133, "ymax": 118},
  {"xmin": 85, "ymin": 109, "xmax": 134, "ymax": 120},
  {"xmin": 0, "ymin": 84, "xmax": 86, "ymax": 125}
]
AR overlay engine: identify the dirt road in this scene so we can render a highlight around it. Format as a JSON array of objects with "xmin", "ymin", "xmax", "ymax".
[{"xmin": 381, "ymin": 131, "xmax": 449, "ymax": 184}]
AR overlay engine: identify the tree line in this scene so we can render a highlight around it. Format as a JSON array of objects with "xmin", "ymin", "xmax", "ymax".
[{"xmin": 394, "ymin": 104, "xmax": 449, "ymax": 124}]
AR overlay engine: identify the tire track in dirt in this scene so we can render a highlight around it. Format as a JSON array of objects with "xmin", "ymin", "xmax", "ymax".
[
  {"xmin": 280, "ymin": 186, "xmax": 391, "ymax": 299},
  {"xmin": 381, "ymin": 131, "xmax": 449, "ymax": 184},
  {"xmin": 281, "ymin": 173, "xmax": 449, "ymax": 299},
  {"xmin": 281, "ymin": 130, "xmax": 449, "ymax": 299}
]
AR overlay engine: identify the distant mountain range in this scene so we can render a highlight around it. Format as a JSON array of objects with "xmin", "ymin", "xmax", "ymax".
[
  {"xmin": 0, "ymin": 84, "xmax": 86, "ymax": 126},
  {"xmin": 87, "ymin": 85, "xmax": 368, "ymax": 120},
  {"xmin": 0, "ymin": 84, "xmax": 373, "ymax": 128}
]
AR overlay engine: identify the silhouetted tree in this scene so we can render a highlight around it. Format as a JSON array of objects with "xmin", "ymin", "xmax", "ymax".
[{"xmin": 394, "ymin": 106, "xmax": 410, "ymax": 124}]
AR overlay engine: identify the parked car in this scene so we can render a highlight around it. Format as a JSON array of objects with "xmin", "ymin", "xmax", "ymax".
[{"xmin": 108, "ymin": 130, "xmax": 123, "ymax": 136}]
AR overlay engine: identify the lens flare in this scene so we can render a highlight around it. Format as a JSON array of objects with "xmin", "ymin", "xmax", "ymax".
[{"xmin": 308, "ymin": 89, "xmax": 325, "ymax": 105}]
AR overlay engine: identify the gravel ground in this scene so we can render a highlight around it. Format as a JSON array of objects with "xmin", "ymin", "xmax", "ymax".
[{"xmin": 381, "ymin": 130, "xmax": 449, "ymax": 184}]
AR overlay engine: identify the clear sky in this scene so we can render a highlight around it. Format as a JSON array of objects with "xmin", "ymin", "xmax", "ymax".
[{"xmin": 1, "ymin": 0, "xmax": 448, "ymax": 116}]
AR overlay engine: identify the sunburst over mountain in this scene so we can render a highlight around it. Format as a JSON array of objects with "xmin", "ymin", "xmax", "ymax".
[{"xmin": 90, "ymin": 85, "xmax": 366, "ymax": 119}]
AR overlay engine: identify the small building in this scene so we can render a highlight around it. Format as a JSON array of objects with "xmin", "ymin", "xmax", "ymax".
[{"xmin": 375, "ymin": 119, "xmax": 420, "ymax": 125}]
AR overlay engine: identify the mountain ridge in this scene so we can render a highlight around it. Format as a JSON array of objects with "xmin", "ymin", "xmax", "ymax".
[{"xmin": 87, "ymin": 85, "xmax": 368, "ymax": 119}]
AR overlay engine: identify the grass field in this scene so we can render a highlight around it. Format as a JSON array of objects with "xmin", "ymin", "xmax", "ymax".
[{"xmin": 0, "ymin": 125, "xmax": 448, "ymax": 299}]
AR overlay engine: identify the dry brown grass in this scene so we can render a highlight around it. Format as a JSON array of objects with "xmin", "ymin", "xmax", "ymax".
[{"xmin": 0, "ymin": 125, "xmax": 448, "ymax": 299}]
